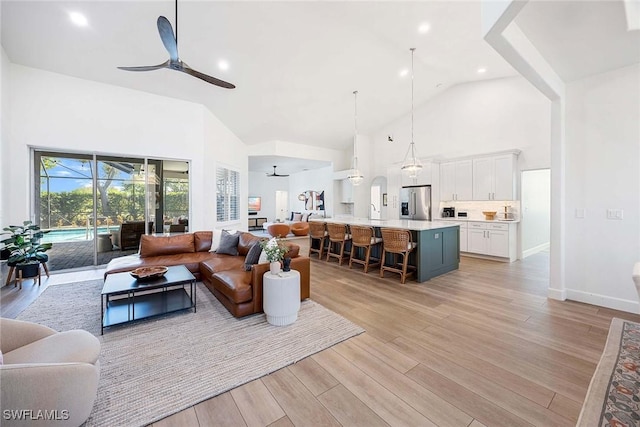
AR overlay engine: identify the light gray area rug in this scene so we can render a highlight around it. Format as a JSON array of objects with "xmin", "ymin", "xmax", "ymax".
[{"xmin": 17, "ymin": 280, "xmax": 364, "ymax": 426}]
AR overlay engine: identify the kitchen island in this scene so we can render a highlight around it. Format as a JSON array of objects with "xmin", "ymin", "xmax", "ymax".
[{"xmin": 312, "ymin": 217, "xmax": 461, "ymax": 282}]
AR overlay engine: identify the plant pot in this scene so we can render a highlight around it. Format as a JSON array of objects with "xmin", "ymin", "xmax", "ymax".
[
  {"xmin": 269, "ymin": 261, "xmax": 281, "ymax": 275},
  {"xmin": 0, "ymin": 248, "xmax": 10, "ymax": 261},
  {"xmin": 17, "ymin": 262, "xmax": 40, "ymax": 279}
]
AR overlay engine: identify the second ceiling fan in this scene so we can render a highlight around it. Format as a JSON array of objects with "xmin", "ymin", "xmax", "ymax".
[
  {"xmin": 118, "ymin": 0, "xmax": 235, "ymax": 89},
  {"xmin": 267, "ymin": 166, "xmax": 289, "ymax": 177}
]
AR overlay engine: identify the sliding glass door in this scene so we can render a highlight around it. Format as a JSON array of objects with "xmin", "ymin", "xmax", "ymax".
[{"xmin": 35, "ymin": 151, "xmax": 189, "ymax": 271}]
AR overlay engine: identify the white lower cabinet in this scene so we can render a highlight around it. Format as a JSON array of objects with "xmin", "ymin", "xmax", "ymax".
[
  {"xmin": 463, "ymin": 222, "xmax": 516, "ymax": 261},
  {"xmin": 459, "ymin": 226, "xmax": 468, "ymax": 252}
]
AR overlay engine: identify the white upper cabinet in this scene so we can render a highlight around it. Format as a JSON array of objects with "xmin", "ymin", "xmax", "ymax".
[
  {"xmin": 472, "ymin": 153, "xmax": 517, "ymax": 200},
  {"xmin": 440, "ymin": 160, "xmax": 472, "ymax": 201}
]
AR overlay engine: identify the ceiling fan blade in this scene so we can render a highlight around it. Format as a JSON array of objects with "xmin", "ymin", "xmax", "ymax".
[
  {"xmin": 181, "ymin": 63, "xmax": 236, "ymax": 89},
  {"xmin": 157, "ymin": 16, "xmax": 179, "ymax": 62},
  {"xmin": 117, "ymin": 60, "xmax": 170, "ymax": 72}
]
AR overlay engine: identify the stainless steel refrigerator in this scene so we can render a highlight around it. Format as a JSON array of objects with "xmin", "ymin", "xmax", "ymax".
[{"xmin": 400, "ymin": 185, "xmax": 432, "ymax": 220}]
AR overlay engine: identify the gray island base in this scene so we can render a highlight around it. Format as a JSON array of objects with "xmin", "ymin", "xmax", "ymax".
[{"xmin": 312, "ymin": 218, "xmax": 460, "ymax": 282}]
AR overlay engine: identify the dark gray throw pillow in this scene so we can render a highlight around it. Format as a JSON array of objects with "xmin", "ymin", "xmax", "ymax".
[
  {"xmin": 244, "ymin": 241, "xmax": 263, "ymax": 271},
  {"xmin": 216, "ymin": 230, "xmax": 239, "ymax": 256}
]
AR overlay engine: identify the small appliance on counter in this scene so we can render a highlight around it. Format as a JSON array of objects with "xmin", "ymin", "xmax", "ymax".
[
  {"xmin": 442, "ymin": 207, "xmax": 455, "ymax": 218},
  {"xmin": 457, "ymin": 211, "xmax": 468, "ymax": 218}
]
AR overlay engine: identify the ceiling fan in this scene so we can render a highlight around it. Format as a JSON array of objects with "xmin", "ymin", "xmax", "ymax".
[
  {"xmin": 267, "ymin": 166, "xmax": 289, "ymax": 177},
  {"xmin": 117, "ymin": 0, "xmax": 235, "ymax": 89}
]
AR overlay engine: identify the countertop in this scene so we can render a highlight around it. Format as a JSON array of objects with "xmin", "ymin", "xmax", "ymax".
[
  {"xmin": 437, "ymin": 217, "xmax": 521, "ymax": 224},
  {"xmin": 311, "ymin": 217, "xmax": 460, "ymax": 231}
]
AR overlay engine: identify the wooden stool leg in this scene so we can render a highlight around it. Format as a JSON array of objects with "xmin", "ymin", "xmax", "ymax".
[
  {"xmin": 6, "ymin": 266, "xmax": 15, "ymax": 287},
  {"xmin": 42, "ymin": 262, "xmax": 50, "ymax": 277},
  {"xmin": 17, "ymin": 269, "xmax": 23, "ymax": 290}
]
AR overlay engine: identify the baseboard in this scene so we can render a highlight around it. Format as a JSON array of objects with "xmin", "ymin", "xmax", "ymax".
[
  {"xmin": 565, "ymin": 289, "xmax": 639, "ymax": 314},
  {"xmin": 547, "ymin": 287, "xmax": 566, "ymax": 301},
  {"xmin": 522, "ymin": 242, "xmax": 550, "ymax": 259}
]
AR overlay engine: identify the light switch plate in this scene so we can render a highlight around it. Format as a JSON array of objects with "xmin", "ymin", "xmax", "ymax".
[
  {"xmin": 575, "ymin": 208, "xmax": 586, "ymax": 219},
  {"xmin": 607, "ymin": 209, "xmax": 624, "ymax": 220}
]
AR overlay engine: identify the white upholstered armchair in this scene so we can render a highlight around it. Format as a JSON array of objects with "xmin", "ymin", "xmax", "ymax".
[{"xmin": 0, "ymin": 318, "xmax": 101, "ymax": 427}]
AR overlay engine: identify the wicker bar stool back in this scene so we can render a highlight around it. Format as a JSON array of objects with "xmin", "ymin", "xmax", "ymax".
[
  {"xmin": 348, "ymin": 225, "xmax": 382, "ymax": 273},
  {"xmin": 380, "ymin": 228, "xmax": 417, "ymax": 284},
  {"xmin": 308, "ymin": 221, "xmax": 328, "ymax": 259},
  {"xmin": 326, "ymin": 223, "xmax": 352, "ymax": 266}
]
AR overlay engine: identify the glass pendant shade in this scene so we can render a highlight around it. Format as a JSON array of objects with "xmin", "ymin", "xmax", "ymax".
[
  {"xmin": 347, "ymin": 90, "xmax": 364, "ymax": 186},
  {"xmin": 401, "ymin": 48, "xmax": 423, "ymax": 178}
]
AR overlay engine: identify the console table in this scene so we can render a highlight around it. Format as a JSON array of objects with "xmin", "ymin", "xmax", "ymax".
[{"xmin": 248, "ymin": 217, "xmax": 267, "ymax": 230}]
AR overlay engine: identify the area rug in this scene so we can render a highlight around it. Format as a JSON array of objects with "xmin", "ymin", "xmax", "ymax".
[
  {"xmin": 17, "ymin": 280, "xmax": 364, "ymax": 426},
  {"xmin": 576, "ymin": 317, "xmax": 640, "ymax": 426}
]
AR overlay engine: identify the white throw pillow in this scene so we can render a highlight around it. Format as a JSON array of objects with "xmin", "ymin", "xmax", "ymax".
[
  {"xmin": 292, "ymin": 213, "xmax": 303, "ymax": 221},
  {"xmin": 301, "ymin": 213, "xmax": 310, "ymax": 222},
  {"xmin": 258, "ymin": 250, "xmax": 268, "ymax": 264}
]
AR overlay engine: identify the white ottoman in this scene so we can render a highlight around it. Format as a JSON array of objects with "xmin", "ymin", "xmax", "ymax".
[{"xmin": 263, "ymin": 270, "xmax": 301, "ymax": 326}]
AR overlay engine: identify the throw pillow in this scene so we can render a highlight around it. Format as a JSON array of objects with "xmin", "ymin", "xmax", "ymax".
[
  {"xmin": 258, "ymin": 250, "xmax": 268, "ymax": 264},
  {"xmin": 210, "ymin": 229, "xmax": 237, "ymax": 252},
  {"xmin": 216, "ymin": 230, "xmax": 239, "ymax": 256},
  {"xmin": 244, "ymin": 241, "xmax": 263, "ymax": 271},
  {"xmin": 292, "ymin": 213, "xmax": 303, "ymax": 221},
  {"xmin": 301, "ymin": 213, "xmax": 309, "ymax": 222}
]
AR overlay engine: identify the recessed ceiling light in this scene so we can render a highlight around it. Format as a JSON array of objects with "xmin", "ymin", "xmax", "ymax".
[
  {"xmin": 418, "ymin": 22, "xmax": 431, "ymax": 34},
  {"xmin": 217, "ymin": 60, "xmax": 229, "ymax": 71},
  {"xmin": 399, "ymin": 68, "xmax": 409, "ymax": 78},
  {"xmin": 69, "ymin": 11, "xmax": 88, "ymax": 27},
  {"xmin": 477, "ymin": 67, "xmax": 487, "ymax": 74}
]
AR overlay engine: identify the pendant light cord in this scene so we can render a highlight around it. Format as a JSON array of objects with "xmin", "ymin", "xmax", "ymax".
[{"xmin": 410, "ymin": 47, "xmax": 415, "ymax": 146}]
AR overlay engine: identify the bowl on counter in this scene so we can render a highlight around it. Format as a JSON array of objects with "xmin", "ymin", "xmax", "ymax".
[{"xmin": 482, "ymin": 211, "xmax": 497, "ymax": 220}]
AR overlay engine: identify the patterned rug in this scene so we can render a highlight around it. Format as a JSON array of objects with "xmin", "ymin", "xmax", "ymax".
[
  {"xmin": 577, "ymin": 317, "xmax": 640, "ymax": 426},
  {"xmin": 17, "ymin": 280, "xmax": 364, "ymax": 426}
]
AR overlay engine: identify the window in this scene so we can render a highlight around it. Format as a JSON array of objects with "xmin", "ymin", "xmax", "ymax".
[{"xmin": 216, "ymin": 167, "xmax": 239, "ymax": 222}]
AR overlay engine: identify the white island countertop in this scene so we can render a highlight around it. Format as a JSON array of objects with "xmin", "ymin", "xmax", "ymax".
[{"xmin": 310, "ymin": 217, "xmax": 460, "ymax": 231}]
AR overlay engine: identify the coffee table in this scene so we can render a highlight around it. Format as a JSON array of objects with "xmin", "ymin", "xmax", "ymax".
[{"xmin": 101, "ymin": 265, "xmax": 196, "ymax": 334}]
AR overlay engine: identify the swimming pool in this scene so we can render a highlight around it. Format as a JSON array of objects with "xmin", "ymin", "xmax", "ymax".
[{"xmin": 41, "ymin": 226, "xmax": 119, "ymax": 243}]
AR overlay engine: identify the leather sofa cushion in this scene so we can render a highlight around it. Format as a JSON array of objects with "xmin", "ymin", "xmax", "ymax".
[
  {"xmin": 238, "ymin": 232, "xmax": 261, "ymax": 256},
  {"xmin": 211, "ymin": 270, "xmax": 253, "ymax": 304},
  {"xmin": 104, "ymin": 252, "xmax": 214, "ymax": 277},
  {"xmin": 194, "ymin": 231, "xmax": 213, "ymax": 252},
  {"xmin": 139, "ymin": 233, "xmax": 195, "ymax": 258},
  {"xmin": 200, "ymin": 255, "xmax": 246, "ymax": 278}
]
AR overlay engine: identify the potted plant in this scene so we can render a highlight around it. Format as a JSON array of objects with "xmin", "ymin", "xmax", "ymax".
[
  {"xmin": 260, "ymin": 237, "xmax": 288, "ymax": 275},
  {"xmin": 1, "ymin": 221, "xmax": 52, "ymax": 279}
]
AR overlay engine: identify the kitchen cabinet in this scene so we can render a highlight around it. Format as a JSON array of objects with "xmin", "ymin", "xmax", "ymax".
[
  {"xmin": 459, "ymin": 223, "xmax": 468, "ymax": 252},
  {"xmin": 386, "ymin": 166, "xmax": 401, "ymax": 220},
  {"xmin": 440, "ymin": 160, "xmax": 472, "ymax": 201},
  {"xmin": 472, "ymin": 153, "xmax": 517, "ymax": 200},
  {"xmin": 465, "ymin": 222, "xmax": 516, "ymax": 261},
  {"xmin": 418, "ymin": 226, "xmax": 459, "ymax": 281}
]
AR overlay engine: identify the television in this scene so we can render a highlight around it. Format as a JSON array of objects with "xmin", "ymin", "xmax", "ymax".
[{"xmin": 248, "ymin": 196, "xmax": 261, "ymax": 213}]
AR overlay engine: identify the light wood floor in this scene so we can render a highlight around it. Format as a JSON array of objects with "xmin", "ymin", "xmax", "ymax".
[{"xmin": 3, "ymin": 243, "xmax": 639, "ymax": 427}]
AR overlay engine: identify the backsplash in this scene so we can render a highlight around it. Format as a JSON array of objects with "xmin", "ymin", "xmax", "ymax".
[{"xmin": 438, "ymin": 200, "xmax": 521, "ymax": 221}]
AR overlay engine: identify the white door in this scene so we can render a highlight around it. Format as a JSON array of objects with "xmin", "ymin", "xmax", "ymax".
[
  {"xmin": 275, "ymin": 191, "xmax": 288, "ymax": 222},
  {"xmin": 370, "ymin": 185, "xmax": 381, "ymax": 219}
]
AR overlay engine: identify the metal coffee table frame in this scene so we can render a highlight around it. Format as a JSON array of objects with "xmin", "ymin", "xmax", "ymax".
[{"xmin": 101, "ymin": 265, "xmax": 196, "ymax": 334}]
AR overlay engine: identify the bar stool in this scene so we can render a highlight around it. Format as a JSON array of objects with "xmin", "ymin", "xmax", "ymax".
[
  {"xmin": 348, "ymin": 225, "xmax": 382, "ymax": 273},
  {"xmin": 326, "ymin": 223, "xmax": 352, "ymax": 266},
  {"xmin": 308, "ymin": 221, "xmax": 328, "ymax": 259},
  {"xmin": 380, "ymin": 228, "xmax": 416, "ymax": 284}
]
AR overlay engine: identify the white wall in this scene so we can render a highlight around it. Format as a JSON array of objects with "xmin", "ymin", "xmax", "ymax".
[
  {"xmin": 0, "ymin": 46, "xmax": 9, "ymax": 232},
  {"xmin": 371, "ymin": 76, "xmax": 551, "ymax": 177},
  {"xmin": 248, "ymin": 171, "xmax": 289, "ymax": 221},
  {"xmin": 521, "ymin": 169, "xmax": 550, "ymax": 257},
  {"xmin": 289, "ymin": 166, "xmax": 334, "ymax": 218},
  {"xmin": 8, "ymin": 64, "xmax": 246, "ymax": 232},
  {"xmin": 564, "ymin": 64, "xmax": 640, "ymax": 311}
]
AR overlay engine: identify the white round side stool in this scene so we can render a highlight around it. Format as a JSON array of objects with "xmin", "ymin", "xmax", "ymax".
[{"xmin": 263, "ymin": 270, "xmax": 301, "ymax": 326}]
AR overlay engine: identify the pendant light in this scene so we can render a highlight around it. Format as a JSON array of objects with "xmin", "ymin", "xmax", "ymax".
[
  {"xmin": 401, "ymin": 48, "xmax": 423, "ymax": 178},
  {"xmin": 347, "ymin": 90, "xmax": 364, "ymax": 186}
]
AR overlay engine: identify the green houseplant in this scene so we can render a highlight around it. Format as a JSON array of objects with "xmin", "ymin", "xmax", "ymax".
[{"xmin": 1, "ymin": 221, "xmax": 52, "ymax": 278}]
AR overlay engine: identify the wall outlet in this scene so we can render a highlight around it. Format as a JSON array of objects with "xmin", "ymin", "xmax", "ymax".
[
  {"xmin": 607, "ymin": 209, "xmax": 624, "ymax": 220},
  {"xmin": 575, "ymin": 208, "xmax": 586, "ymax": 219}
]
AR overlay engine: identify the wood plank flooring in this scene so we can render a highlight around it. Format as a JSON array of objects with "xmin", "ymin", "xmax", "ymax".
[{"xmin": 3, "ymin": 243, "xmax": 639, "ymax": 426}]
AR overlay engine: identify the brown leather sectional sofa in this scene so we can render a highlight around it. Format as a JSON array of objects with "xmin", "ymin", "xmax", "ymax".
[{"xmin": 104, "ymin": 231, "xmax": 310, "ymax": 317}]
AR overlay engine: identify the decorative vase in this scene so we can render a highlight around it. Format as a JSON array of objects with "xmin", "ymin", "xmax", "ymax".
[
  {"xmin": 270, "ymin": 261, "xmax": 281, "ymax": 275},
  {"xmin": 283, "ymin": 257, "xmax": 291, "ymax": 272}
]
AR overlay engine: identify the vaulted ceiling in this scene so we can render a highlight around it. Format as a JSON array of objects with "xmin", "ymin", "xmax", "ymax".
[{"xmin": 2, "ymin": 1, "xmax": 637, "ymax": 154}]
